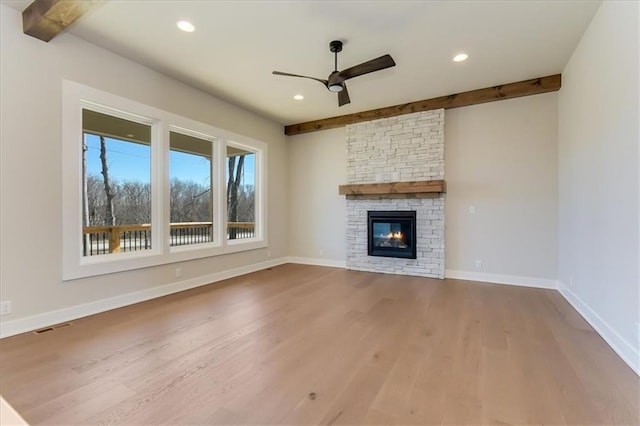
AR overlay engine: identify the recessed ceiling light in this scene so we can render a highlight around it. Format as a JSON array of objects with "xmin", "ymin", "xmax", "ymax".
[
  {"xmin": 293, "ymin": 94, "xmax": 304, "ymax": 100},
  {"xmin": 177, "ymin": 21, "xmax": 195, "ymax": 32},
  {"xmin": 453, "ymin": 53, "xmax": 468, "ymax": 62}
]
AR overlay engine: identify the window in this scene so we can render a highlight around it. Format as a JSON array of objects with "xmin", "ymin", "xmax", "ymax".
[
  {"xmin": 170, "ymin": 130, "xmax": 215, "ymax": 248},
  {"xmin": 226, "ymin": 144, "xmax": 256, "ymax": 241},
  {"xmin": 82, "ymin": 109, "xmax": 152, "ymax": 256},
  {"xmin": 62, "ymin": 81, "xmax": 267, "ymax": 280}
]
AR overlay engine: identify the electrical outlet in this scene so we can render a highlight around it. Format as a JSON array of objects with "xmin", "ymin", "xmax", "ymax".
[
  {"xmin": 175, "ymin": 268, "xmax": 182, "ymax": 278},
  {"xmin": 468, "ymin": 205, "xmax": 476, "ymax": 214},
  {"xmin": 474, "ymin": 260, "xmax": 482, "ymax": 270},
  {"xmin": 0, "ymin": 301, "xmax": 12, "ymax": 316},
  {"xmin": 319, "ymin": 249, "xmax": 324, "ymax": 257},
  {"xmin": 267, "ymin": 250, "xmax": 271, "ymax": 258}
]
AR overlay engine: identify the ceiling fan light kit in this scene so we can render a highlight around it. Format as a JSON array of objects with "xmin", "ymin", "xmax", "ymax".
[{"xmin": 273, "ymin": 40, "xmax": 395, "ymax": 107}]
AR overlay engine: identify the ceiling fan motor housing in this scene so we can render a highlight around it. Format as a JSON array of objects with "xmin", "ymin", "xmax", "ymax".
[{"xmin": 328, "ymin": 71, "xmax": 344, "ymax": 92}]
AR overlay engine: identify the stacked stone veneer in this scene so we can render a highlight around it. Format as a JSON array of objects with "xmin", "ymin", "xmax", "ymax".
[{"xmin": 345, "ymin": 109, "xmax": 445, "ymax": 278}]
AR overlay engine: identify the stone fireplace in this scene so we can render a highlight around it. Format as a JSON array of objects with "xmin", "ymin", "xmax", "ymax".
[{"xmin": 340, "ymin": 109, "xmax": 445, "ymax": 278}]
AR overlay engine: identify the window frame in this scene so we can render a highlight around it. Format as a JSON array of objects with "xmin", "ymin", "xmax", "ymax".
[{"xmin": 62, "ymin": 80, "xmax": 267, "ymax": 281}]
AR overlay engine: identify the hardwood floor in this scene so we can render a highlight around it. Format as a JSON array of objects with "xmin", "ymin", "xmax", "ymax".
[{"xmin": 1, "ymin": 264, "xmax": 638, "ymax": 425}]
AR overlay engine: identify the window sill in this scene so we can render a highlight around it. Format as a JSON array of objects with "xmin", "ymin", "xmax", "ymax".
[{"xmin": 63, "ymin": 239, "xmax": 268, "ymax": 281}]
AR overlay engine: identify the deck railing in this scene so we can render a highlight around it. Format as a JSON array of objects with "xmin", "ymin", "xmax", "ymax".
[{"xmin": 82, "ymin": 222, "xmax": 255, "ymax": 255}]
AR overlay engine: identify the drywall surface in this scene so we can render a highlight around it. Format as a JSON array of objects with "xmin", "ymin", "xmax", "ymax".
[
  {"xmin": 558, "ymin": 1, "xmax": 639, "ymax": 372},
  {"xmin": 288, "ymin": 127, "xmax": 347, "ymax": 263},
  {"xmin": 0, "ymin": 5, "xmax": 288, "ymax": 324},
  {"xmin": 445, "ymin": 93, "xmax": 558, "ymax": 281}
]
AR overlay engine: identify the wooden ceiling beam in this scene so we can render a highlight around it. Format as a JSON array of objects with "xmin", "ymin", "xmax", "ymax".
[
  {"xmin": 285, "ymin": 74, "xmax": 561, "ymax": 136},
  {"xmin": 22, "ymin": 0, "xmax": 96, "ymax": 42}
]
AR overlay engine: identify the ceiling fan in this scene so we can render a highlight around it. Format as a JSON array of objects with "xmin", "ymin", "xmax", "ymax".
[{"xmin": 272, "ymin": 40, "xmax": 396, "ymax": 107}]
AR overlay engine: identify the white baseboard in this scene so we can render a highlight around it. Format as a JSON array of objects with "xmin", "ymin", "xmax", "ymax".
[
  {"xmin": 558, "ymin": 282, "xmax": 640, "ymax": 376},
  {"xmin": 445, "ymin": 269, "xmax": 558, "ymax": 289},
  {"xmin": 287, "ymin": 256, "xmax": 347, "ymax": 269},
  {"xmin": 0, "ymin": 257, "xmax": 288, "ymax": 339}
]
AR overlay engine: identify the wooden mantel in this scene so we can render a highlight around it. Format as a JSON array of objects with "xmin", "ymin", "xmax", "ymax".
[{"xmin": 338, "ymin": 180, "xmax": 446, "ymax": 199}]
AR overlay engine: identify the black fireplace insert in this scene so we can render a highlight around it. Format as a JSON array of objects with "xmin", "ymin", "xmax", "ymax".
[{"xmin": 367, "ymin": 210, "xmax": 417, "ymax": 259}]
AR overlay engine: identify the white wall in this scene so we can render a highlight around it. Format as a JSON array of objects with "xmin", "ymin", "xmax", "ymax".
[
  {"xmin": 558, "ymin": 0, "xmax": 639, "ymax": 373},
  {"xmin": 288, "ymin": 94, "xmax": 559, "ymax": 285},
  {"xmin": 288, "ymin": 128, "xmax": 347, "ymax": 265},
  {"xmin": 445, "ymin": 93, "xmax": 558, "ymax": 283},
  {"xmin": 0, "ymin": 5, "xmax": 288, "ymax": 329}
]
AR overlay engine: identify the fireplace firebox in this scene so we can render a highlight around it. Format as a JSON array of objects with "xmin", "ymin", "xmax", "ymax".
[{"xmin": 367, "ymin": 211, "xmax": 417, "ymax": 259}]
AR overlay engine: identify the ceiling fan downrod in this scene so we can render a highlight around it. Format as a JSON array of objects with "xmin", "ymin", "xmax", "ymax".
[
  {"xmin": 328, "ymin": 40, "xmax": 344, "ymax": 92},
  {"xmin": 330, "ymin": 40, "xmax": 343, "ymax": 72}
]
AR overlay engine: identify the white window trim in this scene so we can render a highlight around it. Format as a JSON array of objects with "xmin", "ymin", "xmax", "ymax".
[{"xmin": 62, "ymin": 80, "xmax": 267, "ymax": 281}]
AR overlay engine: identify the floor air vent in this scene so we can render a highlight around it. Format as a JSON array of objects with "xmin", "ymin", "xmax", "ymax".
[{"xmin": 33, "ymin": 322, "xmax": 72, "ymax": 334}]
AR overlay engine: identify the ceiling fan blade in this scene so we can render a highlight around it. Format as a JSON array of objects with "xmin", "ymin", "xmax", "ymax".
[
  {"xmin": 272, "ymin": 71, "xmax": 328, "ymax": 86},
  {"xmin": 338, "ymin": 83, "xmax": 351, "ymax": 107},
  {"xmin": 336, "ymin": 54, "xmax": 396, "ymax": 82}
]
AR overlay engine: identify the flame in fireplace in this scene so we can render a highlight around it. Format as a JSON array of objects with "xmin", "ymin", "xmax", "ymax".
[{"xmin": 382, "ymin": 231, "xmax": 404, "ymax": 240}]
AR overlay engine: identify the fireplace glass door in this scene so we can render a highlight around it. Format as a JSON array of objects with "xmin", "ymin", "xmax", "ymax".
[{"xmin": 367, "ymin": 211, "xmax": 417, "ymax": 259}]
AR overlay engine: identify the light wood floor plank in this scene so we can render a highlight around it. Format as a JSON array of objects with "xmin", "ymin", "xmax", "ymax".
[
  {"xmin": 441, "ymin": 283, "xmax": 483, "ymax": 425},
  {"xmin": 0, "ymin": 264, "xmax": 637, "ymax": 425}
]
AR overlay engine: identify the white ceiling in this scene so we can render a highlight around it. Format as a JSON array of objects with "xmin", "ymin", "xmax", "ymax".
[{"xmin": 4, "ymin": 0, "xmax": 600, "ymax": 125}]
